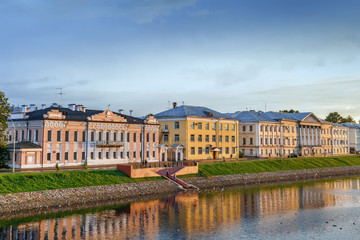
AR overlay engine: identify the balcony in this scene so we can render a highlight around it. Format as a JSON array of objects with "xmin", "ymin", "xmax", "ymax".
[
  {"xmin": 96, "ymin": 141, "xmax": 124, "ymax": 148},
  {"xmin": 162, "ymin": 128, "xmax": 169, "ymax": 133}
]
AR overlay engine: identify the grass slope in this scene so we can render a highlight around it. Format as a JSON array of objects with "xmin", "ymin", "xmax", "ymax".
[
  {"xmin": 0, "ymin": 170, "xmax": 161, "ymax": 194},
  {"xmin": 197, "ymin": 155, "xmax": 360, "ymax": 177}
]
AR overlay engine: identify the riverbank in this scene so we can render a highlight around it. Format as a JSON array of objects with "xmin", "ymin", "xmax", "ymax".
[{"xmin": 1, "ymin": 165, "xmax": 360, "ymax": 215}]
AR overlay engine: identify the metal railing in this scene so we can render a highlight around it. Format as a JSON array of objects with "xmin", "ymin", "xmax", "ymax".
[
  {"xmin": 96, "ymin": 141, "xmax": 124, "ymax": 148},
  {"xmin": 131, "ymin": 161, "xmax": 197, "ymax": 169}
]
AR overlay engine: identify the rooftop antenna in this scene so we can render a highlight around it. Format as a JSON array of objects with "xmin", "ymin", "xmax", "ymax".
[
  {"xmin": 182, "ymin": 101, "xmax": 185, "ymax": 105},
  {"xmin": 107, "ymin": 104, "xmax": 111, "ymax": 110},
  {"xmin": 265, "ymin": 102, "xmax": 267, "ymax": 112},
  {"xmin": 56, "ymin": 88, "xmax": 64, "ymax": 107}
]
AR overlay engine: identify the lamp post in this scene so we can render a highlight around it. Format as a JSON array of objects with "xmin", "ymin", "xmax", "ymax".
[{"xmin": 9, "ymin": 119, "xmax": 15, "ymax": 173}]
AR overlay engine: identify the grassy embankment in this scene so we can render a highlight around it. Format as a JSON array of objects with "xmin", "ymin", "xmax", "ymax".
[{"xmin": 1, "ymin": 155, "xmax": 360, "ymax": 194}]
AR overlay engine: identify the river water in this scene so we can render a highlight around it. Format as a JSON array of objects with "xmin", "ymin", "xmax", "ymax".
[{"xmin": 1, "ymin": 177, "xmax": 360, "ymax": 240}]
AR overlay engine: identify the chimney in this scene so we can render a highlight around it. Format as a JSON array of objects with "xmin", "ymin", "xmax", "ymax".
[
  {"xmin": 173, "ymin": 102, "xmax": 177, "ymax": 108},
  {"xmin": 29, "ymin": 104, "xmax": 36, "ymax": 112},
  {"xmin": 51, "ymin": 103, "xmax": 58, "ymax": 108},
  {"xmin": 78, "ymin": 105, "xmax": 83, "ymax": 112},
  {"xmin": 129, "ymin": 110, "xmax": 133, "ymax": 116},
  {"xmin": 75, "ymin": 105, "xmax": 80, "ymax": 111},
  {"xmin": 119, "ymin": 109, "xmax": 124, "ymax": 114},
  {"xmin": 68, "ymin": 104, "xmax": 76, "ymax": 111},
  {"xmin": 82, "ymin": 106, "xmax": 86, "ymax": 113},
  {"xmin": 41, "ymin": 104, "xmax": 46, "ymax": 110},
  {"xmin": 21, "ymin": 105, "xmax": 28, "ymax": 113}
]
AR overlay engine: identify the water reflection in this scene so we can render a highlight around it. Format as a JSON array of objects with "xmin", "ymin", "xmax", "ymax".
[{"xmin": 1, "ymin": 177, "xmax": 360, "ymax": 239}]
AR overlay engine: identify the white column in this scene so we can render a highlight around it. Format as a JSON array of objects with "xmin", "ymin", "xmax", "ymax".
[
  {"xmin": 315, "ymin": 127, "xmax": 318, "ymax": 145},
  {"xmin": 180, "ymin": 149, "xmax": 183, "ymax": 160},
  {"xmin": 175, "ymin": 148, "xmax": 178, "ymax": 161}
]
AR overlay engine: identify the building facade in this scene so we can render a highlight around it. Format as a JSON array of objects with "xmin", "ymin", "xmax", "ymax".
[
  {"xmin": 7, "ymin": 104, "xmax": 160, "ymax": 168},
  {"xmin": 230, "ymin": 111, "xmax": 350, "ymax": 158},
  {"xmin": 155, "ymin": 104, "xmax": 239, "ymax": 161},
  {"xmin": 341, "ymin": 123, "xmax": 360, "ymax": 154}
]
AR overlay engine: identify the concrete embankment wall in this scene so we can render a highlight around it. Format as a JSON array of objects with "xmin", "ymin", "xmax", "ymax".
[{"xmin": 1, "ymin": 166, "xmax": 360, "ymax": 215}]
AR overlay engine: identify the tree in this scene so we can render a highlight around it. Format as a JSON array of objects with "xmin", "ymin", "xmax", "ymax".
[
  {"xmin": 0, "ymin": 90, "xmax": 10, "ymax": 147},
  {"xmin": 341, "ymin": 115, "xmax": 356, "ymax": 123},
  {"xmin": 325, "ymin": 112, "xmax": 343, "ymax": 123},
  {"xmin": 281, "ymin": 109, "xmax": 299, "ymax": 113},
  {"xmin": 0, "ymin": 91, "xmax": 10, "ymax": 167}
]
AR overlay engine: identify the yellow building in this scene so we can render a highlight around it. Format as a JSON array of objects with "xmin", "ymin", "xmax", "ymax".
[{"xmin": 155, "ymin": 103, "xmax": 239, "ymax": 161}]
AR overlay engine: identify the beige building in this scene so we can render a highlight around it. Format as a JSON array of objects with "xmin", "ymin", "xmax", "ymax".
[
  {"xmin": 7, "ymin": 103, "xmax": 159, "ymax": 168},
  {"xmin": 229, "ymin": 111, "xmax": 349, "ymax": 158}
]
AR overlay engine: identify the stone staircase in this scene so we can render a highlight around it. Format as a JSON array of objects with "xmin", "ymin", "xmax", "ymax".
[{"xmin": 157, "ymin": 167, "xmax": 198, "ymax": 190}]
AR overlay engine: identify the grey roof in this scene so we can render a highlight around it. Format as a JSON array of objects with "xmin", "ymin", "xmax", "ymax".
[
  {"xmin": 10, "ymin": 107, "xmax": 145, "ymax": 124},
  {"xmin": 155, "ymin": 105, "xmax": 228, "ymax": 119},
  {"xmin": 171, "ymin": 143, "xmax": 185, "ymax": 148},
  {"xmin": 229, "ymin": 111, "xmax": 313, "ymax": 122},
  {"xmin": 7, "ymin": 141, "xmax": 42, "ymax": 149},
  {"xmin": 341, "ymin": 122, "xmax": 360, "ymax": 129}
]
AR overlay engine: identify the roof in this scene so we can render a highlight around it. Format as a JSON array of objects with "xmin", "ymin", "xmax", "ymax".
[
  {"xmin": 229, "ymin": 111, "xmax": 314, "ymax": 123},
  {"xmin": 341, "ymin": 122, "xmax": 360, "ymax": 129},
  {"xmin": 171, "ymin": 143, "xmax": 185, "ymax": 148},
  {"xmin": 10, "ymin": 107, "xmax": 146, "ymax": 124},
  {"xmin": 7, "ymin": 141, "xmax": 42, "ymax": 149},
  {"xmin": 155, "ymin": 105, "xmax": 229, "ymax": 119}
]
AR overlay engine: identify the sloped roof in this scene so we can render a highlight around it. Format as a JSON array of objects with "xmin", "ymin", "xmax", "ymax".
[
  {"xmin": 11, "ymin": 107, "xmax": 145, "ymax": 124},
  {"xmin": 7, "ymin": 141, "xmax": 42, "ymax": 149},
  {"xmin": 155, "ymin": 105, "xmax": 228, "ymax": 119},
  {"xmin": 341, "ymin": 122, "xmax": 360, "ymax": 129},
  {"xmin": 229, "ymin": 111, "xmax": 314, "ymax": 122}
]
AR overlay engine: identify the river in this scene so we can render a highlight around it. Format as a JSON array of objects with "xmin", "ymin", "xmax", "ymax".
[{"xmin": 1, "ymin": 177, "xmax": 360, "ymax": 239}]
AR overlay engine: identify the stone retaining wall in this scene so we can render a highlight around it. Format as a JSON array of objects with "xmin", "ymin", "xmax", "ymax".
[{"xmin": 1, "ymin": 166, "xmax": 360, "ymax": 215}]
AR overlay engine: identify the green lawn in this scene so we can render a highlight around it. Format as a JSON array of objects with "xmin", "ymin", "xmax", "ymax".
[
  {"xmin": 0, "ymin": 170, "xmax": 161, "ymax": 194},
  {"xmin": 196, "ymin": 155, "xmax": 360, "ymax": 177},
  {"xmin": 1, "ymin": 155, "xmax": 360, "ymax": 194}
]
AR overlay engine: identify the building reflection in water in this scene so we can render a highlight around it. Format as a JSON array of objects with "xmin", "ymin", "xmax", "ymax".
[{"xmin": 1, "ymin": 178, "xmax": 360, "ymax": 239}]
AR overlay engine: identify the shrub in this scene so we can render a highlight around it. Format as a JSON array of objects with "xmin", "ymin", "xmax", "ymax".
[{"xmin": 238, "ymin": 151, "xmax": 244, "ymax": 158}]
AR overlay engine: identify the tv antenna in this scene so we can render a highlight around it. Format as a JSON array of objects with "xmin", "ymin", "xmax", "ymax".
[
  {"xmin": 107, "ymin": 104, "xmax": 111, "ymax": 110},
  {"xmin": 56, "ymin": 88, "xmax": 65, "ymax": 107}
]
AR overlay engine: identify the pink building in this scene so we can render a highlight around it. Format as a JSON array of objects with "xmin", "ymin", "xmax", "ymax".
[{"xmin": 7, "ymin": 104, "xmax": 160, "ymax": 169}]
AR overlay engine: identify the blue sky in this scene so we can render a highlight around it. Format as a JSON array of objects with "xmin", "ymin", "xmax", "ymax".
[{"xmin": 1, "ymin": 0, "xmax": 360, "ymax": 120}]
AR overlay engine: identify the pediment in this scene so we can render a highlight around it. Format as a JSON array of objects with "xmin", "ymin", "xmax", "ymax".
[
  {"xmin": 301, "ymin": 113, "xmax": 322, "ymax": 123},
  {"xmin": 88, "ymin": 110, "xmax": 127, "ymax": 122},
  {"xmin": 144, "ymin": 115, "xmax": 158, "ymax": 125},
  {"xmin": 44, "ymin": 109, "xmax": 65, "ymax": 120}
]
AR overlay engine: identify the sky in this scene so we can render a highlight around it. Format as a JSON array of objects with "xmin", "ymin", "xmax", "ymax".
[{"xmin": 1, "ymin": 0, "xmax": 360, "ymax": 120}]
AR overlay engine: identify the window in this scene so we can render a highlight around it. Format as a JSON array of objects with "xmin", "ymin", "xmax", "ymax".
[
  {"xmin": 106, "ymin": 132, "xmax": 110, "ymax": 142},
  {"xmin": 250, "ymin": 149, "xmax": 253, "ymax": 155},
  {"xmin": 98, "ymin": 132, "xmax": 102, "ymax": 141},
  {"xmin": 114, "ymin": 151, "xmax": 117, "ymax": 159},
  {"xmin": 65, "ymin": 131, "xmax": 69, "ymax": 142},
  {"xmin": 274, "ymin": 138, "xmax": 277, "ymax": 144},
  {"xmin": 146, "ymin": 151, "xmax": 150, "ymax": 158},
  {"xmin": 121, "ymin": 152, "xmax": 124, "ymax": 158},
  {"xmin": 249, "ymin": 126, "xmax": 253, "ymax": 132},
  {"xmin": 205, "ymin": 135, "xmax": 209, "ymax": 142},
  {"xmin": 21, "ymin": 130, "xmax": 24, "ymax": 141},
  {"xmin": 140, "ymin": 133, "xmax": 143, "ymax": 142},
  {"xmin": 91, "ymin": 152, "xmax": 94, "ymax": 159},
  {"xmin": 174, "ymin": 122, "xmax": 179, "ymax": 129},
  {"xmin": 225, "ymin": 147, "xmax": 229, "ymax": 154},
  {"xmin": 106, "ymin": 151, "xmax": 110, "ymax": 159},
  {"xmin": 242, "ymin": 126, "xmax": 246, "ymax": 132},
  {"xmin": 127, "ymin": 133, "xmax": 130, "ymax": 142},
  {"xmin": 191, "ymin": 135, "xmax": 195, "ymax": 142},
  {"xmin": 212, "ymin": 123, "xmax": 216, "ymax": 130},
  {"xmin": 74, "ymin": 131, "xmax": 78, "ymax": 142},
  {"xmin": 99, "ymin": 152, "xmax": 102, "ymax": 159},
  {"xmin": 265, "ymin": 138, "xmax": 268, "ymax": 144},
  {"xmin": 219, "ymin": 124, "xmax": 223, "ymax": 131},
  {"xmin": 198, "ymin": 147, "xmax": 202, "ymax": 154},
  {"xmin": 205, "ymin": 147, "xmax": 210, "ymax": 154},
  {"xmin": 250, "ymin": 138, "xmax": 253, "ymax": 145},
  {"xmin": 164, "ymin": 124, "xmax": 168, "ymax": 131},
  {"xmin": 205, "ymin": 123, "xmax": 209, "ymax": 130},
  {"xmin": 292, "ymin": 127, "xmax": 294, "ymax": 133},
  {"xmin": 153, "ymin": 150, "xmax": 156, "ymax": 158},
  {"xmin": 190, "ymin": 122, "xmax": 195, "ymax": 129},
  {"xmin": 242, "ymin": 138, "xmax": 246, "ymax": 145},
  {"xmin": 57, "ymin": 131, "xmax": 61, "ymax": 142},
  {"xmin": 114, "ymin": 132, "xmax": 117, "ymax": 142},
  {"xmin": 232, "ymin": 125, "xmax": 235, "ymax": 131},
  {"xmin": 91, "ymin": 132, "xmax": 95, "ymax": 142},
  {"xmin": 133, "ymin": 133, "xmax": 137, "ymax": 142},
  {"xmin": 212, "ymin": 135, "xmax": 216, "ymax": 142},
  {"xmin": 164, "ymin": 134, "xmax": 169, "ymax": 142},
  {"xmin": 47, "ymin": 130, "xmax": 52, "ymax": 141},
  {"xmin": 232, "ymin": 136, "xmax": 235, "ymax": 143},
  {"xmin": 82, "ymin": 152, "xmax": 85, "ymax": 160},
  {"xmin": 28, "ymin": 130, "xmax": 31, "ymax": 141},
  {"xmin": 270, "ymin": 138, "xmax": 272, "ymax": 144},
  {"xmin": 225, "ymin": 136, "xmax": 229, "ymax": 142},
  {"xmin": 232, "ymin": 147, "xmax": 236, "ymax": 154},
  {"xmin": 225, "ymin": 124, "xmax": 229, "ymax": 131},
  {"xmin": 292, "ymin": 139, "xmax": 295, "ymax": 145},
  {"xmin": 74, "ymin": 152, "xmax": 77, "ymax": 160},
  {"xmin": 121, "ymin": 132, "xmax": 124, "ymax": 142},
  {"xmin": 219, "ymin": 135, "xmax": 222, "ymax": 142},
  {"xmin": 82, "ymin": 131, "xmax": 86, "ymax": 142},
  {"xmin": 174, "ymin": 134, "xmax": 179, "ymax": 142},
  {"xmin": 261, "ymin": 138, "xmax": 263, "ymax": 145},
  {"xmin": 56, "ymin": 152, "xmax": 60, "ymax": 161},
  {"xmin": 65, "ymin": 152, "xmax": 69, "ymax": 160},
  {"xmin": 198, "ymin": 135, "xmax": 202, "ymax": 142},
  {"xmin": 198, "ymin": 123, "xmax": 202, "ymax": 130},
  {"xmin": 219, "ymin": 147, "xmax": 222, "ymax": 154},
  {"xmin": 153, "ymin": 133, "xmax": 156, "ymax": 142},
  {"xmin": 147, "ymin": 133, "xmax": 150, "ymax": 142},
  {"xmin": 191, "ymin": 147, "xmax": 195, "ymax": 155},
  {"xmin": 47, "ymin": 153, "xmax": 51, "ymax": 161}
]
